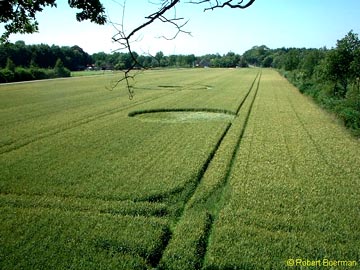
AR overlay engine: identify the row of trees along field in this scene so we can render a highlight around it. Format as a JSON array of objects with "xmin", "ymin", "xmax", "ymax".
[
  {"xmin": 241, "ymin": 31, "xmax": 360, "ymax": 135},
  {"xmin": 0, "ymin": 41, "xmax": 92, "ymax": 82},
  {"xmin": 0, "ymin": 41, "xmax": 247, "ymax": 83},
  {"xmin": 91, "ymin": 51, "xmax": 245, "ymax": 69}
]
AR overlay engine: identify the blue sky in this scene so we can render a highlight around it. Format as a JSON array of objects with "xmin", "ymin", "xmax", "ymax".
[{"xmin": 2, "ymin": 0, "xmax": 360, "ymax": 55}]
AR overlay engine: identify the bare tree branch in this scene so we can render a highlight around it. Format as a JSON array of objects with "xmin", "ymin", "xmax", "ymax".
[
  {"xmin": 110, "ymin": 0, "xmax": 189, "ymax": 98},
  {"xmin": 188, "ymin": 0, "xmax": 256, "ymax": 11},
  {"xmin": 111, "ymin": 0, "xmax": 256, "ymax": 98},
  {"xmin": 157, "ymin": 17, "xmax": 192, "ymax": 40},
  {"xmin": 113, "ymin": 0, "xmax": 181, "ymax": 43}
]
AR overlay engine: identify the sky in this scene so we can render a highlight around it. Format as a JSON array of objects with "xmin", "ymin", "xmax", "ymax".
[{"xmin": 1, "ymin": 0, "xmax": 360, "ymax": 56}]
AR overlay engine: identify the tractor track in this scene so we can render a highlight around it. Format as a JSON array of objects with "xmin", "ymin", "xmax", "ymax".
[{"xmin": 156, "ymin": 70, "xmax": 262, "ymax": 269}]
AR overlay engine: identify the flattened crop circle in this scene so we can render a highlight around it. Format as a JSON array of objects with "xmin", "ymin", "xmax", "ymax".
[{"xmin": 128, "ymin": 109, "xmax": 235, "ymax": 123}]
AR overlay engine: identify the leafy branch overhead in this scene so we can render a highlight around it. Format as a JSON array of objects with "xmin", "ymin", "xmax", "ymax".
[
  {"xmin": 0, "ymin": 0, "xmax": 256, "ymax": 43},
  {"xmin": 0, "ymin": 0, "xmax": 106, "ymax": 43}
]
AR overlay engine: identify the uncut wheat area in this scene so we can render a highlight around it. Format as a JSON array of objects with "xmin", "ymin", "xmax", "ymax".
[{"xmin": 0, "ymin": 68, "xmax": 359, "ymax": 270}]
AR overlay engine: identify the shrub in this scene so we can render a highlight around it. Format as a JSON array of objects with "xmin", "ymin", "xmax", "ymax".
[
  {"xmin": 31, "ymin": 68, "xmax": 57, "ymax": 80},
  {"xmin": 337, "ymin": 106, "xmax": 360, "ymax": 130},
  {"xmin": 14, "ymin": 67, "xmax": 34, "ymax": 81},
  {"xmin": 54, "ymin": 59, "xmax": 71, "ymax": 78},
  {"xmin": 0, "ymin": 69, "xmax": 14, "ymax": 83},
  {"xmin": 30, "ymin": 68, "xmax": 50, "ymax": 80}
]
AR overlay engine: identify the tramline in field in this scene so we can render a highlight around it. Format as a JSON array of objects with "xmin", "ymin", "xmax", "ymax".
[{"xmin": 0, "ymin": 69, "xmax": 359, "ymax": 269}]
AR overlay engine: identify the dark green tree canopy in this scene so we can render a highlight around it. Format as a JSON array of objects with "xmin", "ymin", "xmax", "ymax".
[
  {"xmin": 324, "ymin": 31, "xmax": 360, "ymax": 97},
  {"xmin": 0, "ymin": 0, "xmax": 106, "ymax": 42}
]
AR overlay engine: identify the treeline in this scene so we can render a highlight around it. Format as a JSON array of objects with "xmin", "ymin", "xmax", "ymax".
[
  {"xmin": 242, "ymin": 31, "xmax": 360, "ymax": 135},
  {"xmin": 1, "ymin": 58, "xmax": 71, "ymax": 83},
  {"xmin": 0, "ymin": 41, "xmax": 246, "ymax": 82},
  {"xmin": 0, "ymin": 41, "xmax": 245, "ymax": 72},
  {"xmin": 0, "ymin": 41, "xmax": 91, "ymax": 82},
  {"xmin": 0, "ymin": 41, "xmax": 91, "ymax": 70},
  {"xmin": 92, "ymin": 51, "xmax": 246, "ymax": 69}
]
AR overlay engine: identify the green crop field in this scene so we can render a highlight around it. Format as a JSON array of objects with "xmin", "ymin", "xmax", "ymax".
[{"xmin": 1, "ymin": 69, "xmax": 359, "ymax": 269}]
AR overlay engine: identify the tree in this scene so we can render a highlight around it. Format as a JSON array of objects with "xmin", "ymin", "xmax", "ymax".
[
  {"xmin": 324, "ymin": 31, "xmax": 360, "ymax": 97},
  {"xmin": 0, "ymin": 0, "xmax": 106, "ymax": 43},
  {"xmin": 31, "ymin": 43, "xmax": 54, "ymax": 68},
  {"xmin": 242, "ymin": 45, "xmax": 270, "ymax": 67},
  {"xmin": 6, "ymin": 58, "xmax": 15, "ymax": 72},
  {"xmin": 92, "ymin": 52, "xmax": 107, "ymax": 70},
  {"xmin": 283, "ymin": 48, "xmax": 301, "ymax": 71},
  {"xmin": 262, "ymin": 56, "xmax": 273, "ymax": 68},
  {"xmin": 238, "ymin": 56, "xmax": 249, "ymax": 68},
  {"xmin": 155, "ymin": 51, "xmax": 164, "ymax": 67},
  {"xmin": 300, "ymin": 49, "xmax": 326, "ymax": 78},
  {"xmin": 351, "ymin": 47, "xmax": 360, "ymax": 88},
  {"xmin": 54, "ymin": 58, "xmax": 70, "ymax": 77}
]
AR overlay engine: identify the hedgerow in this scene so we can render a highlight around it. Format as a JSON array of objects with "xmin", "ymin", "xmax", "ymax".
[{"xmin": 0, "ymin": 66, "xmax": 68, "ymax": 83}]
